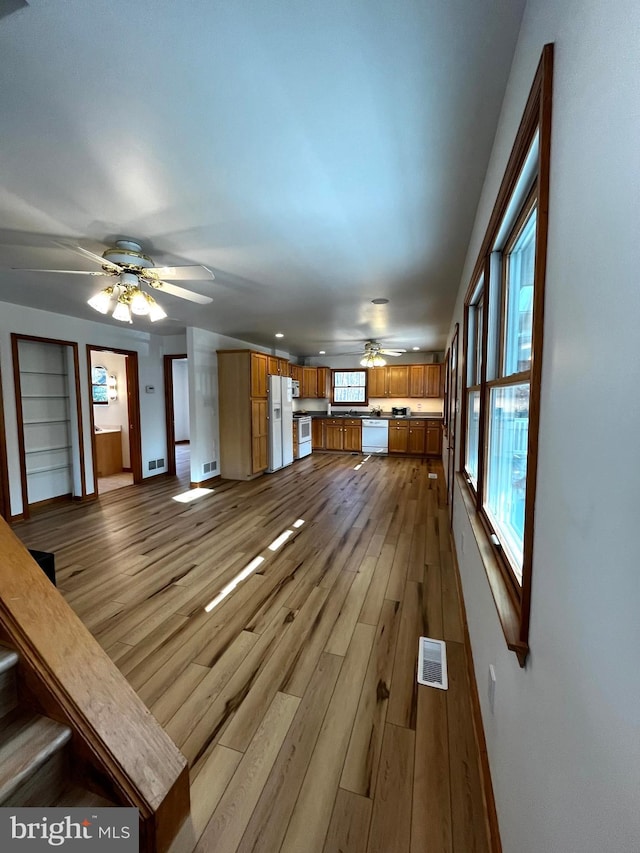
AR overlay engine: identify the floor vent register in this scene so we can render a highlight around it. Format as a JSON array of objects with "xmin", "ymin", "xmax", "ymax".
[{"xmin": 417, "ymin": 637, "xmax": 448, "ymax": 690}]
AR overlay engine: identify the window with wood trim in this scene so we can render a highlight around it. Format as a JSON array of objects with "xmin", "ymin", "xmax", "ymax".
[
  {"xmin": 331, "ymin": 370, "xmax": 367, "ymax": 405},
  {"xmin": 460, "ymin": 43, "xmax": 553, "ymax": 666}
]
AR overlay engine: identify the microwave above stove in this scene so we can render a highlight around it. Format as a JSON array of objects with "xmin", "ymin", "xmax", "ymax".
[{"xmin": 392, "ymin": 406, "xmax": 411, "ymax": 417}]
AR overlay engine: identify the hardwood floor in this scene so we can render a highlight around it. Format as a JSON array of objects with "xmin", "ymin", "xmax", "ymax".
[{"xmin": 16, "ymin": 451, "xmax": 491, "ymax": 853}]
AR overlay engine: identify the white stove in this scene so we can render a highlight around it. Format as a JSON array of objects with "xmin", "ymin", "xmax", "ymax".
[{"xmin": 294, "ymin": 415, "xmax": 312, "ymax": 458}]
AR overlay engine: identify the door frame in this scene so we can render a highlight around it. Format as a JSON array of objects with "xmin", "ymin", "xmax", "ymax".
[
  {"xmin": 163, "ymin": 354, "xmax": 188, "ymax": 477},
  {"xmin": 11, "ymin": 334, "xmax": 86, "ymax": 520},
  {"xmin": 447, "ymin": 324, "xmax": 459, "ymax": 521},
  {"xmin": 0, "ymin": 361, "xmax": 10, "ymax": 520},
  {"xmin": 86, "ymin": 345, "xmax": 143, "ymax": 488}
]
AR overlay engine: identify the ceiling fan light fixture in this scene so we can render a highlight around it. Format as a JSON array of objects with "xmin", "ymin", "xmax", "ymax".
[
  {"xmin": 148, "ymin": 297, "xmax": 167, "ymax": 322},
  {"xmin": 87, "ymin": 286, "xmax": 114, "ymax": 314},
  {"xmin": 129, "ymin": 287, "xmax": 150, "ymax": 316},
  {"xmin": 112, "ymin": 299, "xmax": 132, "ymax": 323},
  {"xmin": 360, "ymin": 353, "xmax": 386, "ymax": 368}
]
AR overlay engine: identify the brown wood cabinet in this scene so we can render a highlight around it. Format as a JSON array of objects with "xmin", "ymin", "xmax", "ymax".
[
  {"xmin": 424, "ymin": 364, "xmax": 442, "ymax": 398},
  {"xmin": 368, "ymin": 362, "xmax": 443, "ymax": 399},
  {"xmin": 317, "ymin": 367, "xmax": 330, "ymax": 399},
  {"xmin": 368, "ymin": 367, "xmax": 386, "ymax": 397},
  {"xmin": 425, "ymin": 420, "xmax": 443, "ymax": 456},
  {"xmin": 302, "ymin": 367, "xmax": 318, "ymax": 398},
  {"xmin": 290, "ymin": 364, "xmax": 301, "ymax": 381},
  {"xmin": 250, "ymin": 352, "xmax": 268, "ymax": 398},
  {"xmin": 409, "ymin": 364, "xmax": 425, "ymax": 397},
  {"xmin": 389, "ymin": 418, "xmax": 442, "ymax": 456},
  {"xmin": 218, "ymin": 350, "xmax": 270, "ymax": 479},
  {"xmin": 292, "ymin": 420, "xmax": 299, "ymax": 460},
  {"xmin": 95, "ymin": 430, "xmax": 123, "ymax": 477},
  {"xmin": 319, "ymin": 418, "xmax": 362, "ymax": 452},
  {"xmin": 387, "ymin": 365, "xmax": 409, "ymax": 397},
  {"xmin": 312, "ymin": 418, "xmax": 324, "ymax": 449}
]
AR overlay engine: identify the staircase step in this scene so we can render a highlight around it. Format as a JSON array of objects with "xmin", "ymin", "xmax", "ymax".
[
  {"xmin": 50, "ymin": 783, "xmax": 115, "ymax": 808},
  {"xmin": 0, "ymin": 709, "xmax": 72, "ymax": 805},
  {"xmin": 0, "ymin": 646, "xmax": 19, "ymax": 721}
]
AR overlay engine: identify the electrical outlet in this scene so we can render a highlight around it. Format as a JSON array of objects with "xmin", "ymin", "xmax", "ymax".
[{"xmin": 488, "ymin": 664, "xmax": 496, "ymax": 713}]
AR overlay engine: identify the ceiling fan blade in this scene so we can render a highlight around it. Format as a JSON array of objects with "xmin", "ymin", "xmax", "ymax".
[
  {"xmin": 53, "ymin": 242, "xmax": 123, "ymax": 273},
  {"xmin": 11, "ymin": 268, "xmax": 110, "ymax": 276},
  {"xmin": 380, "ymin": 349, "xmax": 407, "ymax": 356},
  {"xmin": 143, "ymin": 264, "xmax": 215, "ymax": 281},
  {"xmin": 149, "ymin": 280, "xmax": 213, "ymax": 304}
]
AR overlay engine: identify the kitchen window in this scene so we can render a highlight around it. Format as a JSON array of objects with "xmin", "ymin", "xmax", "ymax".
[
  {"xmin": 332, "ymin": 370, "xmax": 367, "ymax": 405},
  {"xmin": 460, "ymin": 44, "xmax": 553, "ymax": 666}
]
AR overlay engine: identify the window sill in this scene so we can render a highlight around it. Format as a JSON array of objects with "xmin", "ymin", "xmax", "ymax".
[{"xmin": 456, "ymin": 473, "xmax": 529, "ymax": 667}]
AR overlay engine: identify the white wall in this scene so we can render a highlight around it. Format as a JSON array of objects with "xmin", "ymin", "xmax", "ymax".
[
  {"xmin": 171, "ymin": 359, "xmax": 190, "ymax": 442},
  {"xmin": 447, "ymin": 3, "xmax": 640, "ymax": 852}
]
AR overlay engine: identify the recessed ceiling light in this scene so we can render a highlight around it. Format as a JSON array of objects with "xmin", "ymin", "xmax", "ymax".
[
  {"xmin": 413, "ymin": 346, "xmax": 420, "ymax": 351},
  {"xmin": 275, "ymin": 332, "xmax": 284, "ymax": 338},
  {"xmin": 319, "ymin": 350, "xmax": 326, "ymax": 354},
  {"xmin": 371, "ymin": 298, "xmax": 389, "ymax": 305}
]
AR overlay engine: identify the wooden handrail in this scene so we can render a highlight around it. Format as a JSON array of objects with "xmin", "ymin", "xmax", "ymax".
[{"xmin": 0, "ymin": 517, "xmax": 190, "ymax": 852}]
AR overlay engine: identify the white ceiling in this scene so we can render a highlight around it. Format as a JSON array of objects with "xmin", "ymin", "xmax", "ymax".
[{"xmin": 0, "ymin": 0, "xmax": 525, "ymax": 357}]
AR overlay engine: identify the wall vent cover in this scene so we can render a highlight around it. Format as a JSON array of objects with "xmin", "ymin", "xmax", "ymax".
[{"xmin": 417, "ymin": 637, "xmax": 448, "ymax": 690}]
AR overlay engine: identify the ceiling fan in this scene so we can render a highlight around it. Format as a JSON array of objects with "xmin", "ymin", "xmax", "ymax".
[
  {"xmin": 334, "ymin": 340, "xmax": 407, "ymax": 367},
  {"xmin": 13, "ymin": 238, "xmax": 214, "ymax": 323}
]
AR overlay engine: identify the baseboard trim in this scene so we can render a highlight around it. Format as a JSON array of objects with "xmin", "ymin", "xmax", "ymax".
[{"xmin": 189, "ymin": 474, "xmax": 221, "ymax": 488}]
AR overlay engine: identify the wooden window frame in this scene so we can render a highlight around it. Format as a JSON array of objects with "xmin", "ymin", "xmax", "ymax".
[
  {"xmin": 459, "ymin": 44, "xmax": 553, "ymax": 666},
  {"xmin": 331, "ymin": 369, "xmax": 368, "ymax": 407}
]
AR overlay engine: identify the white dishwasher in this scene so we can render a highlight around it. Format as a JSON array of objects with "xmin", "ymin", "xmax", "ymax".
[{"xmin": 361, "ymin": 418, "xmax": 389, "ymax": 454}]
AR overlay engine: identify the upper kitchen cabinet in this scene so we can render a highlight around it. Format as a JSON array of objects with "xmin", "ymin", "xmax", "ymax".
[
  {"xmin": 387, "ymin": 366, "xmax": 409, "ymax": 397},
  {"xmin": 409, "ymin": 364, "xmax": 425, "ymax": 397},
  {"xmin": 302, "ymin": 367, "xmax": 317, "ymax": 398},
  {"xmin": 267, "ymin": 356, "xmax": 290, "ymax": 376},
  {"xmin": 290, "ymin": 364, "xmax": 301, "ymax": 381},
  {"xmin": 250, "ymin": 352, "xmax": 268, "ymax": 398},
  {"xmin": 368, "ymin": 367, "xmax": 386, "ymax": 398},
  {"xmin": 316, "ymin": 367, "xmax": 330, "ymax": 399},
  {"xmin": 424, "ymin": 364, "xmax": 443, "ymax": 397}
]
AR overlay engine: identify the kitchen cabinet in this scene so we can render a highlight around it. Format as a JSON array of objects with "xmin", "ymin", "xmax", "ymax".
[
  {"xmin": 290, "ymin": 364, "xmax": 301, "ymax": 381},
  {"xmin": 425, "ymin": 420, "xmax": 443, "ymax": 456},
  {"xmin": 218, "ymin": 350, "xmax": 270, "ymax": 479},
  {"xmin": 368, "ymin": 367, "xmax": 386, "ymax": 398},
  {"xmin": 312, "ymin": 418, "xmax": 324, "ymax": 450},
  {"xmin": 267, "ymin": 356, "xmax": 290, "ymax": 376},
  {"xmin": 368, "ymin": 363, "xmax": 442, "ymax": 399},
  {"xmin": 408, "ymin": 421, "xmax": 426, "ymax": 455},
  {"xmin": 388, "ymin": 420, "xmax": 409, "ymax": 453},
  {"xmin": 292, "ymin": 420, "xmax": 299, "ymax": 460},
  {"xmin": 322, "ymin": 418, "xmax": 362, "ymax": 452},
  {"xmin": 409, "ymin": 365, "xmax": 425, "ymax": 397},
  {"xmin": 302, "ymin": 367, "xmax": 317, "ymax": 398},
  {"xmin": 250, "ymin": 352, "xmax": 268, "ymax": 398},
  {"xmin": 317, "ymin": 367, "xmax": 330, "ymax": 399},
  {"xmin": 387, "ymin": 366, "xmax": 409, "ymax": 397},
  {"xmin": 389, "ymin": 418, "xmax": 442, "ymax": 456},
  {"xmin": 424, "ymin": 364, "xmax": 443, "ymax": 398}
]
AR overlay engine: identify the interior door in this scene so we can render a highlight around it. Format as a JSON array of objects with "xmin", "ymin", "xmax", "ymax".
[{"xmin": 447, "ymin": 325, "xmax": 459, "ymax": 519}]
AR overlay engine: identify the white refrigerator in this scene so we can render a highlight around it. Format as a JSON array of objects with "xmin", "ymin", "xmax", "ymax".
[{"xmin": 267, "ymin": 375, "xmax": 294, "ymax": 472}]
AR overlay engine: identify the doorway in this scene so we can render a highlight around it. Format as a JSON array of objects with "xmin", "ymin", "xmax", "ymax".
[
  {"xmin": 87, "ymin": 345, "xmax": 142, "ymax": 495},
  {"xmin": 164, "ymin": 354, "xmax": 190, "ymax": 479}
]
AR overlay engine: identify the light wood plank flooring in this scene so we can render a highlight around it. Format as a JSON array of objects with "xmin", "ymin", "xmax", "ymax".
[{"xmin": 16, "ymin": 451, "xmax": 491, "ymax": 853}]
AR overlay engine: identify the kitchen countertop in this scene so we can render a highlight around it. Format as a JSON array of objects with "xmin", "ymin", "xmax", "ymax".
[{"xmin": 295, "ymin": 412, "xmax": 443, "ymax": 420}]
